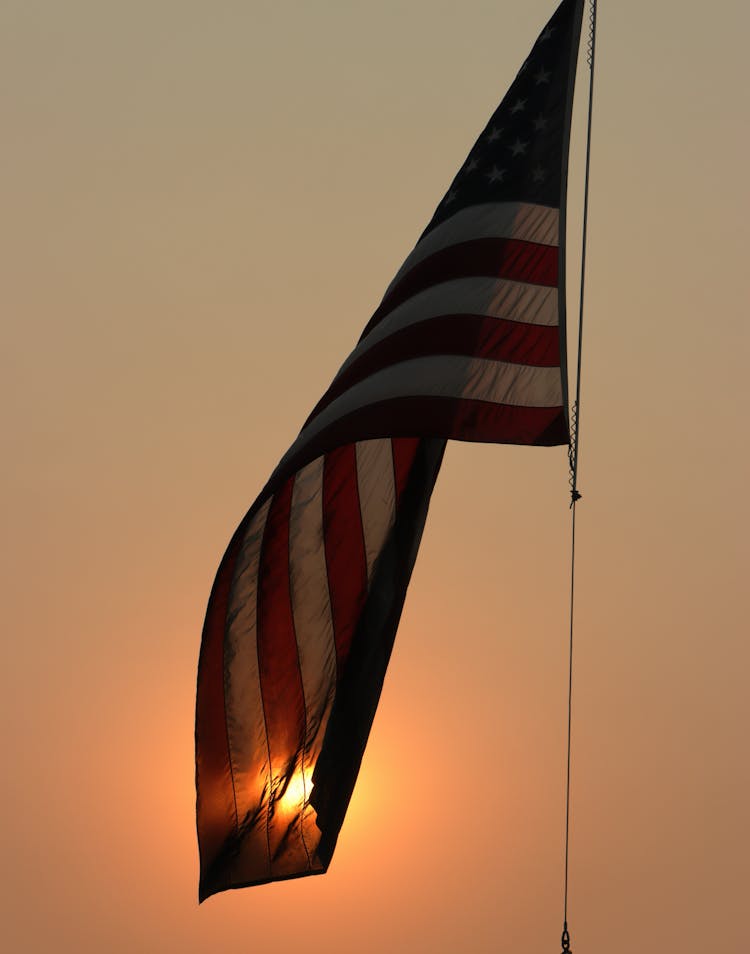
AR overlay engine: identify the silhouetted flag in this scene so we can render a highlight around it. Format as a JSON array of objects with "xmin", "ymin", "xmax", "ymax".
[{"xmin": 196, "ymin": 0, "xmax": 584, "ymax": 900}]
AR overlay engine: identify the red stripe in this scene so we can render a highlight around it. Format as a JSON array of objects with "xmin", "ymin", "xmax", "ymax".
[
  {"xmin": 300, "ymin": 398, "xmax": 568, "ymax": 473},
  {"xmin": 391, "ymin": 438, "xmax": 421, "ymax": 504},
  {"xmin": 305, "ymin": 317, "xmax": 559, "ymax": 428},
  {"xmin": 196, "ymin": 518, "xmax": 247, "ymax": 896},
  {"xmin": 256, "ymin": 479, "xmax": 307, "ymax": 845},
  {"xmin": 323, "ymin": 445, "xmax": 368, "ymax": 674},
  {"xmin": 363, "ymin": 238, "xmax": 558, "ymax": 338},
  {"xmin": 250, "ymin": 398, "xmax": 568, "ymax": 520}
]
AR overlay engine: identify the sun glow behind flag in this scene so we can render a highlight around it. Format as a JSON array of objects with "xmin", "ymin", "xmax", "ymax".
[{"xmin": 196, "ymin": 0, "xmax": 584, "ymax": 900}]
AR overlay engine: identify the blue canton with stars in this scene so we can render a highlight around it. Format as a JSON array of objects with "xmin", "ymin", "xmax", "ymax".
[{"xmin": 423, "ymin": 0, "xmax": 580, "ymax": 237}]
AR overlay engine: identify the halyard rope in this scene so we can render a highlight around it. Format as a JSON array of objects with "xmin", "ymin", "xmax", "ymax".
[{"xmin": 561, "ymin": 1, "xmax": 597, "ymax": 950}]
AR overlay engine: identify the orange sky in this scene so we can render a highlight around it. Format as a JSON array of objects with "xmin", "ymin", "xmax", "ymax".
[{"xmin": 3, "ymin": 2, "xmax": 749, "ymax": 952}]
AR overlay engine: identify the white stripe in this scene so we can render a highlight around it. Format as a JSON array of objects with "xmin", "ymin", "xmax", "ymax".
[
  {"xmin": 288, "ymin": 457, "xmax": 337, "ymax": 756},
  {"xmin": 355, "ymin": 439, "xmax": 397, "ymax": 583},
  {"xmin": 337, "ymin": 277, "xmax": 557, "ymax": 382},
  {"xmin": 384, "ymin": 201, "xmax": 559, "ymax": 298},
  {"xmin": 223, "ymin": 498, "xmax": 272, "ymax": 876},
  {"xmin": 288, "ymin": 457, "xmax": 338, "ymax": 851},
  {"xmin": 280, "ymin": 356, "xmax": 562, "ymax": 469}
]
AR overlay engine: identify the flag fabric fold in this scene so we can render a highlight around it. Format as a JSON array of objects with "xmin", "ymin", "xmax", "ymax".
[{"xmin": 196, "ymin": 0, "xmax": 584, "ymax": 900}]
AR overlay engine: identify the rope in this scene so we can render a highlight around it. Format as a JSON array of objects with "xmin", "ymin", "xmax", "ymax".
[
  {"xmin": 561, "ymin": 1, "xmax": 597, "ymax": 950},
  {"xmin": 570, "ymin": 0, "xmax": 597, "ymax": 505}
]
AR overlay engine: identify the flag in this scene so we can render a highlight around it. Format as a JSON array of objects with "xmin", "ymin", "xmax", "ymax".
[{"xmin": 196, "ymin": 0, "xmax": 584, "ymax": 900}]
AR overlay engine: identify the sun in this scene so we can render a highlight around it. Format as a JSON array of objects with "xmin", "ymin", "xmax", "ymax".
[{"xmin": 276, "ymin": 769, "xmax": 314, "ymax": 817}]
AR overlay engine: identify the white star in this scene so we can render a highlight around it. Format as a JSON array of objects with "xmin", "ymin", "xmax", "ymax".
[
  {"xmin": 487, "ymin": 126, "xmax": 503, "ymax": 142},
  {"xmin": 532, "ymin": 165, "xmax": 546, "ymax": 182},
  {"xmin": 540, "ymin": 26, "xmax": 555, "ymax": 42},
  {"xmin": 464, "ymin": 158, "xmax": 480, "ymax": 173},
  {"xmin": 486, "ymin": 165, "xmax": 506, "ymax": 184},
  {"xmin": 445, "ymin": 189, "xmax": 458, "ymax": 204},
  {"xmin": 510, "ymin": 98, "xmax": 527, "ymax": 115},
  {"xmin": 533, "ymin": 114, "xmax": 549, "ymax": 132},
  {"xmin": 534, "ymin": 66, "xmax": 551, "ymax": 85},
  {"xmin": 509, "ymin": 138, "xmax": 528, "ymax": 156}
]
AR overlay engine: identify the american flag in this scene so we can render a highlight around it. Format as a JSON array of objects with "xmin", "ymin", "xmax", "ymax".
[{"xmin": 196, "ymin": 0, "xmax": 584, "ymax": 900}]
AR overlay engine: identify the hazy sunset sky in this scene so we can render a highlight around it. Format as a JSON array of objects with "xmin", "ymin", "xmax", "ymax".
[{"xmin": 3, "ymin": 1, "xmax": 748, "ymax": 952}]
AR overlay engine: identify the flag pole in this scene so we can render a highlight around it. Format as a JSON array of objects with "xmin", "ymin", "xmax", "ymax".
[{"xmin": 562, "ymin": 0, "xmax": 597, "ymax": 951}]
